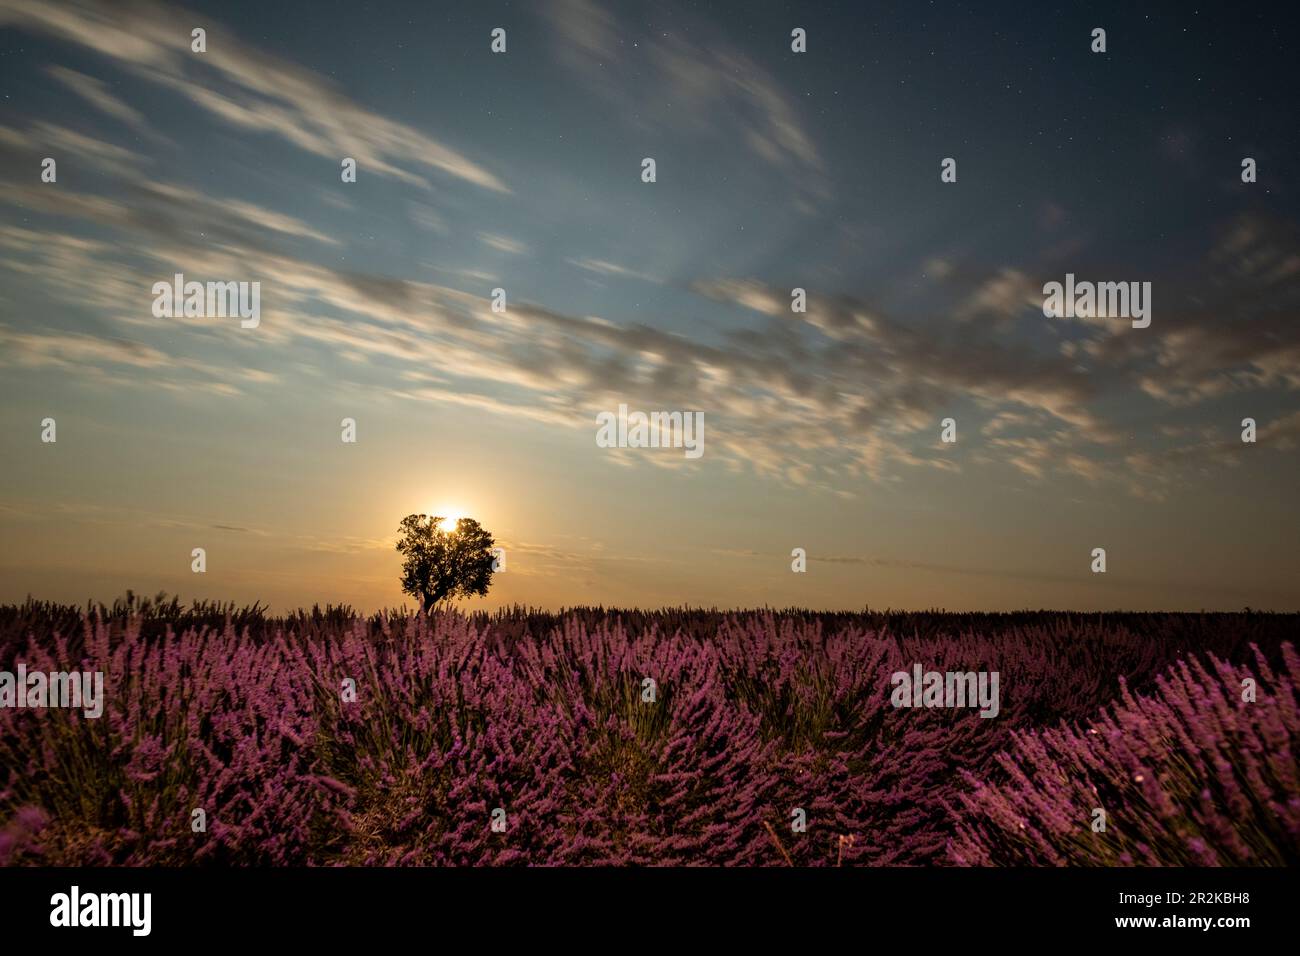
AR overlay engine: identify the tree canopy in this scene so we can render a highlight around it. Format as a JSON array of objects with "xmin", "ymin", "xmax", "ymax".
[{"xmin": 395, "ymin": 514, "xmax": 496, "ymax": 613}]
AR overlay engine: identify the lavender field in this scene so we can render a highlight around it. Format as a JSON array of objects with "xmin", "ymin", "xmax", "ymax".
[{"xmin": 1, "ymin": 598, "xmax": 1296, "ymax": 867}]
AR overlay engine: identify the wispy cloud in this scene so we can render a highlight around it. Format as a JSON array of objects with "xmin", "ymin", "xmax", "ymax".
[
  {"xmin": 477, "ymin": 232, "xmax": 529, "ymax": 255},
  {"xmin": 568, "ymin": 257, "xmax": 661, "ymax": 284},
  {"xmin": 543, "ymin": 0, "xmax": 824, "ymax": 200},
  {"xmin": 46, "ymin": 64, "xmax": 169, "ymax": 143},
  {"xmin": 1, "ymin": 0, "xmax": 509, "ymax": 192}
]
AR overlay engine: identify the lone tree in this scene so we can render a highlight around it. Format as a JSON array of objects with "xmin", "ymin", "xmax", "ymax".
[{"xmin": 395, "ymin": 514, "xmax": 496, "ymax": 613}]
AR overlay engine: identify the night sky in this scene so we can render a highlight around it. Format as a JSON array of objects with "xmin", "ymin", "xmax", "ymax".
[{"xmin": 0, "ymin": 0, "xmax": 1297, "ymax": 611}]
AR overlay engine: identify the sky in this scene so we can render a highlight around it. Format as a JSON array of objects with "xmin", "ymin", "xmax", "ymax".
[{"xmin": 0, "ymin": 0, "xmax": 1297, "ymax": 613}]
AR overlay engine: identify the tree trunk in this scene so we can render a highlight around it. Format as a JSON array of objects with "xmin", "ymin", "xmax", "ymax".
[{"xmin": 421, "ymin": 585, "xmax": 448, "ymax": 615}]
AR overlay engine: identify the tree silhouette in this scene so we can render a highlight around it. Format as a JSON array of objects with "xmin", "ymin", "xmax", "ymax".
[{"xmin": 395, "ymin": 514, "xmax": 496, "ymax": 613}]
